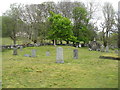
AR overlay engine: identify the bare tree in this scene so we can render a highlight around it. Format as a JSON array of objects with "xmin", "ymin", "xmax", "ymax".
[{"xmin": 102, "ymin": 2, "xmax": 116, "ymax": 47}]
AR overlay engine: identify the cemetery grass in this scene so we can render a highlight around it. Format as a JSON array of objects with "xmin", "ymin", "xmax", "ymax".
[{"xmin": 2, "ymin": 46, "xmax": 118, "ymax": 88}]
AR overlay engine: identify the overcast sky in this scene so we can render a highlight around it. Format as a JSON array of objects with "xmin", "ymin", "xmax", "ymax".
[
  {"xmin": 0, "ymin": 0, "xmax": 119, "ymax": 16},
  {"xmin": 0, "ymin": 0, "xmax": 119, "ymax": 29}
]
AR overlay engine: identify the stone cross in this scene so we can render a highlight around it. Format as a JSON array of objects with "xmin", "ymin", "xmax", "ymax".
[
  {"xmin": 73, "ymin": 49, "xmax": 78, "ymax": 59},
  {"xmin": 31, "ymin": 49, "xmax": 36, "ymax": 57},
  {"xmin": 56, "ymin": 47, "xmax": 64, "ymax": 63}
]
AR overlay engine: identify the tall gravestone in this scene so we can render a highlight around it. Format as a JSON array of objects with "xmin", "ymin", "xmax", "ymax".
[
  {"xmin": 73, "ymin": 49, "xmax": 78, "ymax": 59},
  {"xmin": 31, "ymin": 49, "xmax": 36, "ymax": 57},
  {"xmin": 56, "ymin": 47, "xmax": 64, "ymax": 63}
]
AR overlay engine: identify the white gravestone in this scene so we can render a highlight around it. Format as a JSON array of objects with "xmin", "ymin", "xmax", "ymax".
[
  {"xmin": 31, "ymin": 49, "xmax": 36, "ymax": 57},
  {"xmin": 56, "ymin": 47, "xmax": 64, "ymax": 63}
]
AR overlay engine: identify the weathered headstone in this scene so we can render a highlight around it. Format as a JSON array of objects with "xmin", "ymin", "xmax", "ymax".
[
  {"xmin": 46, "ymin": 51, "xmax": 50, "ymax": 56},
  {"xmin": 24, "ymin": 54, "xmax": 30, "ymax": 57},
  {"xmin": 31, "ymin": 49, "xmax": 36, "ymax": 57},
  {"xmin": 20, "ymin": 46, "xmax": 23, "ymax": 51},
  {"xmin": 100, "ymin": 45, "xmax": 104, "ymax": 52},
  {"xmin": 73, "ymin": 49, "xmax": 78, "ymax": 59},
  {"xmin": 56, "ymin": 47, "xmax": 64, "ymax": 63},
  {"xmin": 13, "ymin": 47, "xmax": 17, "ymax": 55},
  {"xmin": 105, "ymin": 46, "xmax": 109, "ymax": 52}
]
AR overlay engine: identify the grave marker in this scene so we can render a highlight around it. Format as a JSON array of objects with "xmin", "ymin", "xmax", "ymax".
[
  {"xmin": 31, "ymin": 49, "xmax": 36, "ymax": 57},
  {"xmin": 73, "ymin": 49, "xmax": 78, "ymax": 59},
  {"xmin": 46, "ymin": 51, "xmax": 50, "ymax": 56},
  {"xmin": 56, "ymin": 47, "xmax": 64, "ymax": 63},
  {"xmin": 24, "ymin": 54, "xmax": 30, "ymax": 57}
]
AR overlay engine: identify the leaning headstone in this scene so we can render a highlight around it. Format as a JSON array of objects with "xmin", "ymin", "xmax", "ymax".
[
  {"xmin": 20, "ymin": 46, "xmax": 23, "ymax": 51},
  {"xmin": 56, "ymin": 47, "xmax": 64, "ymax": 63},
  {"xmin": 105, "ymin": 46, "xmax": 109, "ymax": 52},
  {"xmin": 31, "ymin": 49, "xmax": 36, "ymax": 57},
  {"xmin": 24, "ymin": 54, "xmax": 30, "ymax": 57},
  {"xmin": 13, "ymin": 47, "xmax": 17, "ymax": 55},
  {"xmin": 46, "ymin": 51, "xmax": 50, "ymax": 56},
  {"xmin": 100, "ymin": 45, "xmax": 104, "ymax": 52},
  {"xmin": 73, "ymin": 49, "xmax": 78, "ymax": 59}
]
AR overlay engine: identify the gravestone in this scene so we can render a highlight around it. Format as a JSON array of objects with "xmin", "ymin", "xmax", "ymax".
[
  {"xmin": 105, "ymin": 46, "xmax": 109, "ymax": 52},
  {"xmin": 56, "ymin": 47, "xmax": 64, "ymax": 63},
  {"xmin": 31, "ymin": 49, "xmax": 36, "ymax": 57},
  {"xmin": 20, "ymin": 46, "xmax": 23, "ymax": 51},
  {"xmin": 46, "ymin": 51, "xmax": 50, "ymax": 56},
  {"xmin": 88, "ymin": 40, "xmax": 101, "ymax": 51},
  {"xmin": 24, "ymin": 54, "xmax": 30, "ymax": 57},
  {"xmin": 100, "ymin": 45, "xmax": 104, "ymax": 52},
  {"xmin": 13, "ymin": 47, "xmax": 17, "ymax": 55},
  {"xmin": 73, "ymin": 49, "xmax": 78, "ymax": 59}
]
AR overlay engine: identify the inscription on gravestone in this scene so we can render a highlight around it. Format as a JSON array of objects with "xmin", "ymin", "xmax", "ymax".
[
  {"xmin": 73, "ymin": 49, "xmax": 78, "ymax": 59},
  {"xmin": 31, "ymin": 49, "xmax": 36, "ymax": 57},
  {"xmin": 56, "ymin": 47, "xmax": 64, "ymax": 63}
]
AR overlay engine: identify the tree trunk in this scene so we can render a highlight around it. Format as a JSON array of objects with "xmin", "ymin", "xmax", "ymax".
[
  {"xmin": 60, "ymin": 40, "xmax": 62, "ymax": 44},
  {"xmin": 53, "ymin": 39, "xmax": 56, "ymax": 46},
  {"xmin": 13, "ymin": 39, "xmax": 16, "ymax": 46},
  {"xmin": 66, "ymin": 41, "xmax": 69, "ymax": 44}
]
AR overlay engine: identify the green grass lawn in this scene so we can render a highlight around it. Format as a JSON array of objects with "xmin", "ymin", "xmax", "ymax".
[{"xmin": 2, "ymin": 46, "xmax": 118, "ymax": 88}]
